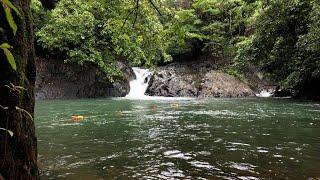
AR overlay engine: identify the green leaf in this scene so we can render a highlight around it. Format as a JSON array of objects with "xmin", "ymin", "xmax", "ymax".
[
  {"xmin": 1, "ymin": 0, "xmax": 20, "ymax": 35},
  {"xmin": 88, "ymin": 0, "xmax": 94, "ymax": 5},
  {"xmin": 2, "ymin": 0, "xmax": 21, "ymax": 16},
  {"xmin": 1, "ymin": 44, "xmax": 17, "ymax": 70},
  {"xmin": 4, "ymin": 6, "xmax": 18, "ymax": 35},
  {"xmin": 0, "ymin": 43, "xmax": 11, "ymax": 49},
  {"xmin": 0, "ymin": 128, "xmax": 14, "ymax": 137}
]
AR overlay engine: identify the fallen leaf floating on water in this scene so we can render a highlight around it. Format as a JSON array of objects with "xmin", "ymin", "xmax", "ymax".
[
  {"xmin": 171, "ymin": 103, "xmax": 180, "ymax": 108},
  {"xmin": 72, "ymin": 115, "xmax": 84, "ymax": 122},
  {"xmin": 116, "ymin": 110, "xmax": 124, "ymax": 117},
  {"xmin": 151, "ymin": 105, "xmax": 157, "ymax": 112}
]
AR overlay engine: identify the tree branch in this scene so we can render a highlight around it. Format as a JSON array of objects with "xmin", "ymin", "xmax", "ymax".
[
  {"xmin": 121, "ymin": 7, "xmax": 136, "ymax": 30},
  {"xmin": 132, "ymin": 0, "xmax": 140, "ymax": 28},
  {"xmin": 121, "ymin": 0, "xmax": 162, "ymax": 30},
  {"xmin": 148, "ymin": 0, "xmax": 162, "ymax": 16}
]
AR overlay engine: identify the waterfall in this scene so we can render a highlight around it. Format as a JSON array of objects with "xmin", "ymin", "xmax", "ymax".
[
  {"xmin": 124, "ymin": 67, "xmax": 193, "ymax": 100},
  {"xmin": 125, "ymin": 67, "xmax": 153, "ymax": 99},
  {"xmin": 256, "ymin": 90, "xmax": 274, "ymax": 97}
]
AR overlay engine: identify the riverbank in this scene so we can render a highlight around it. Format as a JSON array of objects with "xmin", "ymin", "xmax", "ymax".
[
  {"xmin": 146, "ymin": 61, "xmax": 271, "ymax": 98},
  {"xmin": 35, "ymin": 58, "xmax": 279, "ymax": 100},
  {"xmin": 35, "ymin": 58, "xmax": 135, "ymax": 100}
]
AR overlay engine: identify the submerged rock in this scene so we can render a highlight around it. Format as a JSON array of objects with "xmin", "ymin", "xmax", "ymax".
[
  {"xmin": 35, "ymin": 58, "xmax": 134, "ymax": 100},
  {"xmin": 146, "ymin": 61, "xmax": 254, "ymax": 98}
]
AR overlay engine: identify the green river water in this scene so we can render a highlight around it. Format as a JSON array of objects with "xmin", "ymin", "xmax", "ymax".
[{"xmin": 35, "ymin": 98, "xmax": 320, "ymax": 179}]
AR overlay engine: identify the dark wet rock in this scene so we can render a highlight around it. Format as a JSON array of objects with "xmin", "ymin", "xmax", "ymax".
[
  {"xmin": 35, "ymin": 58, "xmax": 134, "ymax": 100},
  {"xmin": 273, "ymin": 88, "xmax": 294, "ymax": 98},
  {"xmin": 242, "ymin": 65, "xmax": 275, "ymax": 92},
  {"xmin": 293, "ymin": 78, "xmax": 320, "ymax": 101},
  {"xmin": 146, "ymin": 61, "xmax": 255, "ymax": 98}
]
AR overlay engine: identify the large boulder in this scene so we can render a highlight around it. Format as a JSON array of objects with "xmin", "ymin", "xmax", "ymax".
[
  {"xmin": 35, "ymin": 58, "xmax": 135, "ymax": 100},
  {"xmin": 198, "ymin": 71, "xmax": 254, "ymax": 98},
  {"xmin": 146, "ymin": 61, "xmax": 255, "ymax": 98},
  {"xmin": 146, "ymin": 69, "xmax": 199, "ymax": 97}
]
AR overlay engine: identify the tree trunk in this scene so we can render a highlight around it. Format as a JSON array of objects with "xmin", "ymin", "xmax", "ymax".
[{"xmin": 0, "ymin": 0, "xmax": 39, "ymax": 179}]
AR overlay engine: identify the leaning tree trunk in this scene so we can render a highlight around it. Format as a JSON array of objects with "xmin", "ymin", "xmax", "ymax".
[{"xmin": 0, "ymin": 0, "xmax": 39, "ymax": 179}]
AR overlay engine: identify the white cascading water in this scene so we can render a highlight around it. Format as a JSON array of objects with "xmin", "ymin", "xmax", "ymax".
[
  {"xmin": 125, "ymin": 67, "xmax": 153, "ymax": 99},
  {"xmin": 256, "ymin": 90, "xmax": 274, "ymax": 97}
]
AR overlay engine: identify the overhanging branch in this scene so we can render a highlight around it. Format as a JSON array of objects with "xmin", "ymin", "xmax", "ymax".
[{"xmin": 148, "ymin": 0, "xmax": 162, "ymax": 16}]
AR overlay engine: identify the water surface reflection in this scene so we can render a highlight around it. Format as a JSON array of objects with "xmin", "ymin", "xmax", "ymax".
[{"xmin": 35, "ymin": 98, "xmax": 320, "ymax": 179}]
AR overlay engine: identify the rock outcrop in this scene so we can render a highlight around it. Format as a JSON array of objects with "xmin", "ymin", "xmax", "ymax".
[
  {"xmin": 35, "ymin": 58, "xmax": 135, "ymax": 100},
  {"xmin": 198, "ymin": 71, "xmax": 254, "ymax": 98},
  {"xmin": 146, "ymin": 61, "xmax": 255, "ymax": 98}
]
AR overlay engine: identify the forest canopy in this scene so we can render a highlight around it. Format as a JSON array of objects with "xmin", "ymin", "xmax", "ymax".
[
  {"xmin": 32, "ymin": 0, "xmax": 320, "ymax": 91},
  {"xmin": 32, "ymin": 0, "xmax": 175, "ymax": 80}
]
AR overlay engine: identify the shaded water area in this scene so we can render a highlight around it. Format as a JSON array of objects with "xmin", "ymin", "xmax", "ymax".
[{"xmin": 35, "ymin": 98, "xmax": 320, "ymax": 179}]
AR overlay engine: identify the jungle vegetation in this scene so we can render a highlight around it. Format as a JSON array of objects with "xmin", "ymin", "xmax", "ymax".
[
  {"xmin": 0, "ymin": 0, "xmax": 319, "ymax": 178},
  {"xmin": 32, "ymin": 0, "xmax": 320, "ymax": 93}
]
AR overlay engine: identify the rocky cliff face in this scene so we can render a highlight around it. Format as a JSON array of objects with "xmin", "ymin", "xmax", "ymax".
[
  {"xmin": 35, "ymin": 58, "xmax": 135, "ymax": 100},
  {"xmin": 146, "ymin": 61, "xmax": 255, "ymax": 98},
  {"xmin": 36, "ymin": 59, "xmax": 275, "ymax": 100}
]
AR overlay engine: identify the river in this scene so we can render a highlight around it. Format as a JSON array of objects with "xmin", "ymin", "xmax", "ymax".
[{"xmin": 35, "ymin": 98, "xmax": 320, "ymax": 179}]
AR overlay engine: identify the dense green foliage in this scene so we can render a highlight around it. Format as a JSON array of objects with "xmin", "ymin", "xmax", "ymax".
[
  {"xmin": 32, "ymin": 0, "xmax": 173, "ymax": 80},
  {"xmin": 169, "ymin": 0, "xmax": 320, "ymax": 91},
  {"xmin": 1, "ymin": 0, "xmax": 21, "ymax": 70},
  {"xmin": 165, "ymin": 0, "xmax": 262, "ymax": 59},
  {"xmin": 236, "ymin": 0, "xmax": 320, "ymax": 90},
  {"xmin": 32, "ymin": 0, "xmax": 320, "ymax": 93}
]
